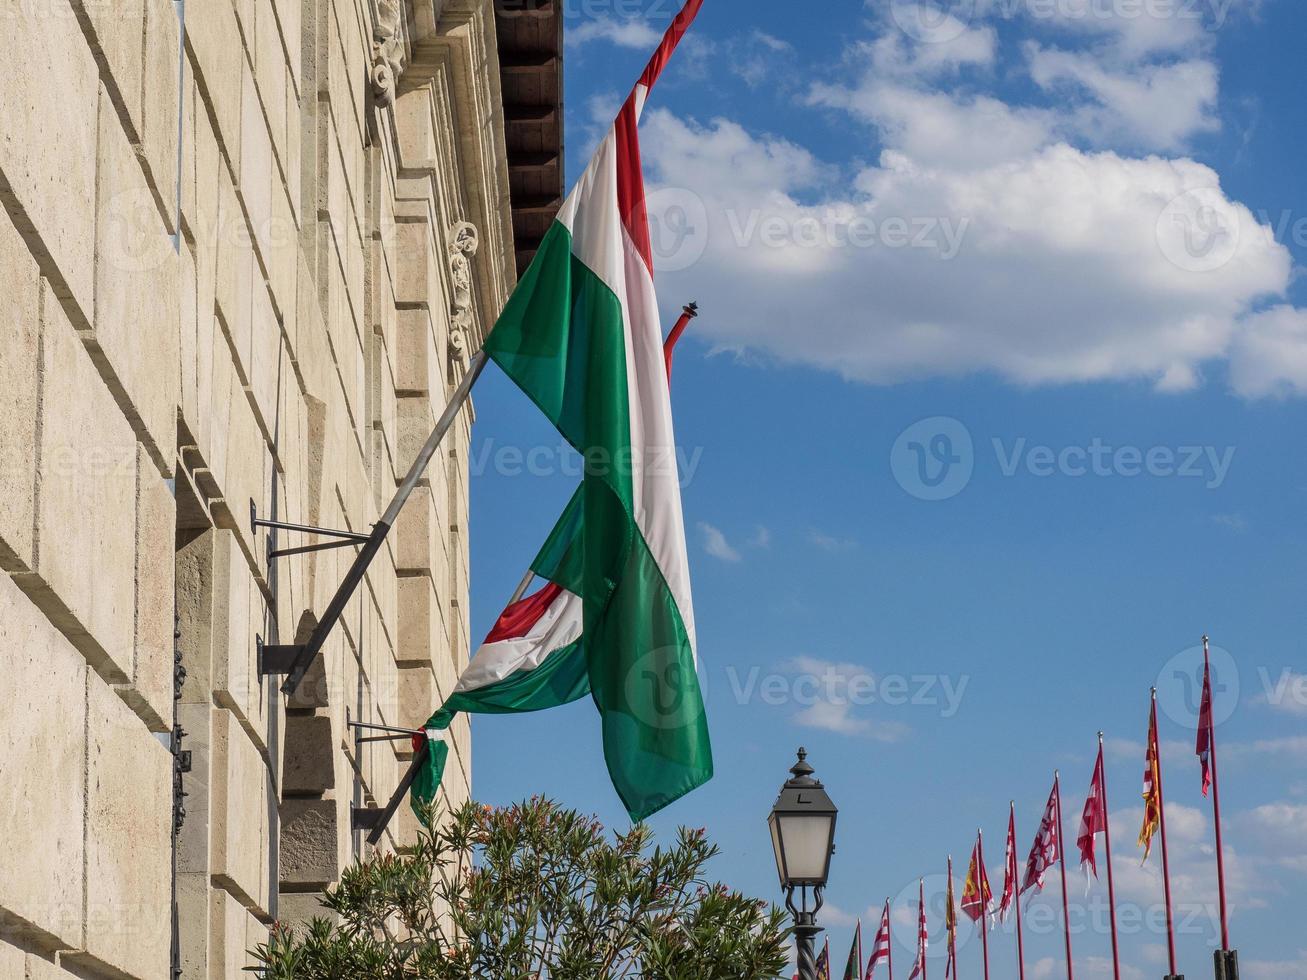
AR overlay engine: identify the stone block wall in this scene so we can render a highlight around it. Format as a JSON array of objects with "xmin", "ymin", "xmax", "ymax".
[{"xmin": 0, "ymin": 0, "xmax": 514, "ymax": 975}]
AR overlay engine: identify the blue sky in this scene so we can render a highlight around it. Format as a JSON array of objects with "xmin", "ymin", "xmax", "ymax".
[{"xmin": 466, "ymin": 1, "xmax": 1307, "ymax": 976}]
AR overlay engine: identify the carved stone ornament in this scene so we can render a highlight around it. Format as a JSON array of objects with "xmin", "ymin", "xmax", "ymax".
[
  {"xmin": 447, "ymin": 221, "xmax": 480, "ymax": 375},
  {"xmin": 371, "ymin": 0, "xmax": 406, "ymax": 108}
]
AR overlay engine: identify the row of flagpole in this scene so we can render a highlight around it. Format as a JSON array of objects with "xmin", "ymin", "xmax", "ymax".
[{"xmin": 815, "ymin": 637, "xmax": 1235, "ymax": 980}]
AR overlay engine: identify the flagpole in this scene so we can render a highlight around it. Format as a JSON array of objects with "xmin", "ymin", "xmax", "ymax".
[
  {"xmin": 1204, "ymin": 636, "xmax": 1232, "ymax": 956},
  {"xmin": 921, "ymin": 880, "xmax": 928, "ymax": 980},
  {"xmin": 1097, "ymin": 734, "xmax": 1122, "ymax": 980},
  {"xmin": 1055, "ymin": 771, "xmax": 1075, "ymax": 980},
  {"xmin": 948, "ymin": 855, "xmax": 958, "ymax": 980},
  {"xmin": 887, "ymin": 898, "xmax": 895, "ymax": 980},
  {"xmin": 1012, "ymin": 803, "xmax": 1028, "ymax": 980},
  {"xmin": 977, "ymin": 832, "xmax": 991, "ymax": 980},
  {"xmin": 277, "ymin": 349, "xmax": 490, "ymax": 695},
  {"xmin": 1152, "ymin": 690, "xmax": 1180, "ymax": 979}
]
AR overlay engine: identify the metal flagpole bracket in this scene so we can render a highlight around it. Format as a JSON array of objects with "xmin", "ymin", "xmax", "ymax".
[
  {"xmin": 351, "ymin": 805, "xmax": 387, "ymax": 833},
  {"xmin": 256, "ymin": 634, "xmax": 301, "ymax": 678},
  {"xmin": 250, "ymin": 501, "xmax": 373, "ymax": 561},
  {"xmin": 346, "ymin": 717, "xmax": 422, "ymax": 744}
]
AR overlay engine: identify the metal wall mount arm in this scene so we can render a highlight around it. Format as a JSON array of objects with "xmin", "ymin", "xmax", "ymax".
[
  {"xmin": 350, "ymin": 738, "xmax": 432, "ymax": 845},
  {"xmin": 262, "ymin": 351, "xmax": 489, "ymax": 694},
  {"xmin": 249, "ymin": 502, "xmax": 374, "ymax": 561}
]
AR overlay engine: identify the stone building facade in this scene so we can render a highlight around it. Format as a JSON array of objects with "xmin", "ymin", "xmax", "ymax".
[{"xmin": 0, "ymin": 0, "xmax": 559, "ymax": 975}]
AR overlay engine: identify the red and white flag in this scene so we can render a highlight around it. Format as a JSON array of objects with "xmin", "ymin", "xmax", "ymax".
[
  {"xmin": 1197, "ymin": 657, "xmax": 1215, "ymax": 797},
  {"xmin": 1000, "ymin": 804, "xmax": 1020, "ymax": 920},
  {"xmin": 1022, "ymin": 779, "xmax": 1061, "ymax": 895},
  {"xmin": 1078, "ymin": 746, "xmax": 1109, "ymax": 883},
  {"xmin": 866, "ymin": 901, "xmax": 892, "ymax": 980},
  {"xmin": 909, "ymin": 881, "xmax": 929, "ymax": 980}
]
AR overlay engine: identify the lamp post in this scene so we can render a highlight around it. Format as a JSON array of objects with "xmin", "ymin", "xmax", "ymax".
[{"xmin": 769, "ymin": 747, "xmax": 839, "ymax": 980}]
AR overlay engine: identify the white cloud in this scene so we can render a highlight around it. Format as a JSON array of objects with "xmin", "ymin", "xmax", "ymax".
[
  {"xmin": 750, "ymin": 525, "xmax": 772, "ymax": 548},
  {"xmin": 1210, "ymin": 512, "xmax": 1248, "ymax": 531},
  {"xmin": 1242, "ymin": 951, "xmax": 1307, "ymax": 980},
  {"xmin": 569, "ymin": 15, "xmax": 662, "ymax": 50},
  {"xmin": 809, "ymin": 81, "xmax": 1057, "ymax": 171},
  {"xmin": 1231, "ymin": 803, "xmax": 1307, "ymax": 870},
  {"xmin": 808, "ymin": 528, "xmax": 858, "ymax": 553},
  {"xmin": 1229, "ymin": 306, "xmax": 1307, "ymax": 397},
  {"xmin": 999, "ymin": 0, "xmax": 1213, "ymax": 59},
  {"xmin": 1252, "ymin": 669, "xmax": 1307, "ymax": 717},
  {"xmin": 783, "ymin": 656, "xmax": 911, "ymax": 741},
  {"xmin": 697, "ymin": 521, "xmax": 741, "ymax": 562},
  {"xmin": 864, "ymin": 20, "xmax": 998, "ymax": 78},
  {"xmin": 724, "ymin": 30, "xmax": 797, "ymax": 88},
  {"xmin": 646, "ymin": 108, "xmax": 1292, "ymax": 391},
  {"xmin": 1027, "ymin": 46, "xmax": 1219, "ymax": 151}
]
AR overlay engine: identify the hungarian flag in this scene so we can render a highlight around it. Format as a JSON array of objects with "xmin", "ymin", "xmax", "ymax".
[
  {"xmin": 843, "ymin": 923, "xmax": 864, "ymax": 980},
  {"xmin": 1000, "ymin": 804, "xmax": 1019, "ymax": 920},
  {"xmin": 1022, "ymin": 780, "xmax": 1061, "ymax": 895},
  {"xmin": 410, "ymin": 0, "xmax": 712, "ymax": 824},
  {"xmin": 945, "ymin": 858, "xmax": 958, "ymax": 979},
  {"xmin": 961, "ymin": 839, "xmax": 993, "ymax": 922},
  {"xmin": 1139, "ymin": 699, "xmax": 1163, "ymax": 862},
  {"xmin": 1197, "ymin": 656, "xmax": 1215, "ymax": 797},
  {"xmin": 817, "ymin": 939, "xmax": 831, "ymax": 980},
  {"xmin": 866, "ymin": 901, "xmax": 892, "ymax": 980},
  {"xmin": 908, "ymin": 881, "xmax": 929, "ymax": 980},
  {"xmin": 1078, "ymin": 746, "xmax": 1108, "ymax": 882}
]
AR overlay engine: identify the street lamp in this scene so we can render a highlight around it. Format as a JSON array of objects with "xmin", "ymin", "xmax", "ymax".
[{"xmin": 769, "ymin": 747, "xmax": 838, "ymax": 980}]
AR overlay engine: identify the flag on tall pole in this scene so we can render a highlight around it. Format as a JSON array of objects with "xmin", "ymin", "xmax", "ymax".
[
  {"xmin": 1198, "ymin": 635, "xmax": 1232, "ymax": 951},
  {"xmin": 962, "ymin": 835, "xmax": 994, "ymax": 922},
  {"xmin": 1022, "ymin": 783, "xmax": 1060, "ymax": 898},
  {"xmin": 1076, "ymin": 747, "xmax": 1108, "ymax": 885},
  {"xmin": 964, "ymin": 833, "xmax": 993, "ymax": 980},
  {"xmin": 945, "ymin": 856, "xmax": 959, "ymax": 980},
  {"xmin": 867, "ymin": 899, "xmax": 893, "ymax": 980},
  {"xmin": 1004, "ymin": 803, "xmax": 1027, "ymax": 980},
  {"xmin": 1086, "ymin": 735, "xmax": 1123, "ymax": 980},
  {"xmin": 1139, "ymin": 707, "xmax": 1163, "ymax": 863},
  {"xmin": 844, "ymin": 922, "xmax": 864, "ymax": 980},
  {"xmin": 1055, "ymin": 773, "xmax": 1076, "ymax": 980},
  {"xmin": 817, "ymin": 938, "xmax": 832, "ymax": 980},
  {"xmin": 410, "ymin": 0, "xmax": 713, "ymax": 824},
  {"xmin": 909, "ymin": 879, "xmax": 929, "ymax": 980},
  {"xmin": 1142, "ymin": 689, "xmax": 1179, "ymax": 976}
]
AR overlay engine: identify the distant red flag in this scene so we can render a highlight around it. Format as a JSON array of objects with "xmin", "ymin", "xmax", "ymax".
[
  {"xmin": 866, "ymin": 901, "xmax": 892, "ymax": 980},
  {"xmin": 1001, "ymin": 805, "xmax": 1019, "ymax": 920},
  {"xmin": 1022, "ymin": 781, "xmax": 1060, "ymax": 895},
  {"xmin": 962, "ymin": 838, "xmax": 994, "ymax": 922},
  {"xmin": 909, "ymin": 881, "xmax": 929, "ymax": 980},
  {"xmin": 1077, "ymin": 745, "xmax": 1108, "ymax": 882},
  {"xmin": 1197, "ymin": 657, "xmax": 1215, "ymax": 796}
]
